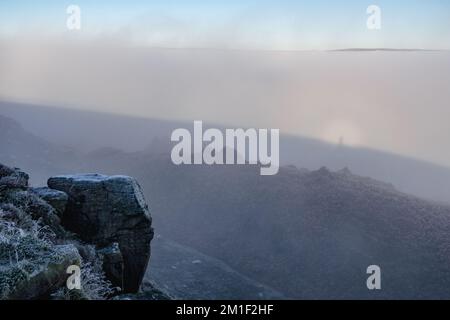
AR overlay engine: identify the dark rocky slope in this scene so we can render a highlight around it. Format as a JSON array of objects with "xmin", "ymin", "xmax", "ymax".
[
  {"xmin": 4, "ymin": 114, "xmax": 450, "ymax": 299},
  {"xmin": 89, "ymin": 152, "xmax": 450, "ymax": 299}
]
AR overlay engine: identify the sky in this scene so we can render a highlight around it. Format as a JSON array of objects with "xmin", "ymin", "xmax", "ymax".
[
  {"xmin": 0, "ymin": 1, "xmax": 450, "ymax": 168},
  {"xmin": 1, "ymin": 0, "xmax": 450, "ymax": 50}
]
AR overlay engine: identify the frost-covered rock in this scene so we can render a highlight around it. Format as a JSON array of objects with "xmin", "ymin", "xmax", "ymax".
[
  {"xmin": 31, "ymin": 187, "xmax": 68, "ymax": 218},
  {"xmin": 48, "ymin": 174, "xmax": 154, "ymax": 293},
  {"xmin": 1, "ymin": 244, "xmax": 81, "ymax": 300},
  {"xmin": 0, "ymin": 162, "xmax": 157, "ymax": 299},
  {"xmin": 1, "ymin": 188, "xmax": 65, "ymax": 238},
  {"xmin": 0, "ymin": 204, "xmax": 81, "ymax": 300}
]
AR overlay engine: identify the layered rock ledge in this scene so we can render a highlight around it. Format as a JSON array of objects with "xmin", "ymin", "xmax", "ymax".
[{"xmin": 48, "ymin": 174, "xmax": 154, "ymax": 293}]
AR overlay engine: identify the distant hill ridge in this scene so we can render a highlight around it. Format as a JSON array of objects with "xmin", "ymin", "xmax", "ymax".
[{"xmin": 2, "ymin": 100, "xmax": 450, "ymax": 203}]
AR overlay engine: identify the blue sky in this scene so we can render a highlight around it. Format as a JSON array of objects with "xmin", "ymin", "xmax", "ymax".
[{"xmin": 1, "ymin": 0, "xmax": 449, "ymax": 49}]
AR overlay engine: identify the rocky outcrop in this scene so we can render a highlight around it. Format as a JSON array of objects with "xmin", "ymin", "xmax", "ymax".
[
  {"xmin": 48, "ymin": 174, "xmax": 154, "ymax": 293},
  {"xmin": 0, "ymin": 163, "xmax": 155, "ymax": 299}
]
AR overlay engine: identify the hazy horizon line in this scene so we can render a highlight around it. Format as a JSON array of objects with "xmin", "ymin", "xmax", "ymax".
[{"xmin": 3, "ymin": 97, "xmax": 450, "ymax": 173}]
